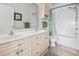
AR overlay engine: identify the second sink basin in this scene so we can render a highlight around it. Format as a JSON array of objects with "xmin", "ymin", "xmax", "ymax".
[{"xmin": 0, "ymin": 34, "xmax": 21, "ymax": 40}]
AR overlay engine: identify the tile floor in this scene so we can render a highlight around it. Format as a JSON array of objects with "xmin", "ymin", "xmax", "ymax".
[{"xmin": 44, "ymin": 46, "xmax": 58, "ymax": 56}]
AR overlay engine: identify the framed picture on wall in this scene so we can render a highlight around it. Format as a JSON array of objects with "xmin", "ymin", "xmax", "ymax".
[{"xmin": 14, "ymin": 12, "xmax": 22, "ymax": 21}]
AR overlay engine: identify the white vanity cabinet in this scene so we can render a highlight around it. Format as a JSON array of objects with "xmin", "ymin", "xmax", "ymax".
[
  {"xmin": 0, "ymin": 31, "xmax": 49, "ymax": 56},
  {"xmin": 0, "ymin": 37, "xmax": 31, "ymax": 56}
]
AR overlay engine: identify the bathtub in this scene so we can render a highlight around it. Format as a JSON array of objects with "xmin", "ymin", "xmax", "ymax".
[{"xmin": 57, "ymin": 35, "xmax": 79, "ymax": 50}]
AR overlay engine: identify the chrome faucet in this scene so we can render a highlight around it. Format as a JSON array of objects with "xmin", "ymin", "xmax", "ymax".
[
  {"xmin": 10, "ymin": 29, "xmax": 14, "ymax": 35},
  {"xmin": 9, "ymin": 26, "xmax": 14, "ymax": 35}
]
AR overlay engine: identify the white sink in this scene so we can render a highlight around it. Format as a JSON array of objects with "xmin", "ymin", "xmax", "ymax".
[
  {"xmin": 0, "ymin": 30, "xmax": 46, "ymax": 44},
  {"xmin": 0, "ymin": 30, "xmax": 45, "ymax": 40},
  {"xmin": 0, "ymin": 34, "xmax": 21, "ymax": 40},
  {"xmin": 0, "ymin": 34, "xmax": 22, "ymax": 44}
]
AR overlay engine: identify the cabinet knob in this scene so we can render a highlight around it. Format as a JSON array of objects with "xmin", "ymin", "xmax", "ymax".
[
  {"xmin": 32, "ymin": 49, "xmax": 33, "ymax": 51},
  {"xmin": 16, "ymin": 51, "xmax": 19, "ymax": 54},
  {"xmin": 36, "ymin": 43, "xmax": 39, "ymax": 45},
  {"xmin": 75, "ymin": 28, "xmax": 78, "ymax": 31},
  {"xmin": 45, "ymin": 37, "xmax": 48, "ymax": 39},
  {"xmin": 18, "ymin": 44, "xmax": 22, "ymax": 46},
  {"xmin": 36, "ymin": 37, "xmax": 38, "ymax": 39},
  {"xmin": 20, "ymin": 49, "xmax": 23, "ymax": 52},
  {"xmin": 36, "ymin": 52, "xmax": 39, "ymax": 54},
  {"xmin": 74, "ymin": 33, "xmax": 78, "ymax": 35}
]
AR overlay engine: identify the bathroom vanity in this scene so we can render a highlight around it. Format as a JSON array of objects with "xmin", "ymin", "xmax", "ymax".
[{"xmin": 0, "ymin": 30, "xmax": 49, "ymax": 56}]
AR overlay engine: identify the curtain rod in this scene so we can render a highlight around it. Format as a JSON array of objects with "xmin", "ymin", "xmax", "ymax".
[{"xmin": 50, "ymin": 3, "xmax": 79, "ymax": 10}]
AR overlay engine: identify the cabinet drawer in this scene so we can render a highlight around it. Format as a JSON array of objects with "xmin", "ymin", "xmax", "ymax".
[
  {"xmin": 31, "ymin": 40, "xmax": 40, "ymax": 45},
  {"xmin": 0, "ymin": 40, "xmax": 19, "ymax": 48},
  {"xmin": 18, "ymin": 37, "xmax": 30, "ymax": 48},
  {"xmin": 31, "ymin": 36, "xmax": 39, "ymax": 42},
  {"xmin": 44, "ymin": 32, "xmax": 49, "ymax": 36},
  {"xmin": 31, "ymin": 48, "xmax": 40, "ymax": 56},
  {"xmin": 4, "ymin": 49, "xmax": 19, "ymax": 56},
  {"xmin": 19, "ymin": 47, "xmax": 29, "ymax": 56},
  {"xmin": 19, "ymin": 38, "xmax": 29, "ymax": 44},
  {"xmin": 33, "ymin": 51, "xmax": 40, "ymax": 56},
  {"xmin": 34, "ymin": 35, "xmax": 40, "ymax": 40},
  {"xmin": 0, "ymin": 40, "xmax": 19, "ymax": 55}
]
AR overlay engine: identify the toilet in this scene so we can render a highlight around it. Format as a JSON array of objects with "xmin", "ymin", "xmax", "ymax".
[{"xmin": 49, "ymin": 36, "xmax": 59, "ymax": 47}]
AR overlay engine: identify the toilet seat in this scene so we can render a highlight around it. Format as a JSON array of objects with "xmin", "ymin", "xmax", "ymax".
[{"xmin": 50, "ymin": 36, "xmax": 59, "ymax": 47}]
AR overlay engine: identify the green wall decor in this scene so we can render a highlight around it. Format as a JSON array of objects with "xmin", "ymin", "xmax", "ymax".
[
  {"xmin": 24, "ymin": 22, "xmax": 30, "ymax": 28},
  {"xmin": 42, "ymin": 21, "xmax": 48, "ymax": 28}
]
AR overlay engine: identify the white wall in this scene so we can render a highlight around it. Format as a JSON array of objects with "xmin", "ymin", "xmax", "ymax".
[{"xmin": 1, "ymin": 3, "xmax": 38, "ymax": 29}]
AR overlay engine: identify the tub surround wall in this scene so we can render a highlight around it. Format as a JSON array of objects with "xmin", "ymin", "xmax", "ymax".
[{"xmin": 51, "ymin": 3, "xmax": 79, "ymax": 50}]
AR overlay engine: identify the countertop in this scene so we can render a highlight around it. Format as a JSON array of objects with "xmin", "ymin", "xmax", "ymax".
[{"xmin": 0, "ymin": 30, "xmax": 48, "ymax": 45}]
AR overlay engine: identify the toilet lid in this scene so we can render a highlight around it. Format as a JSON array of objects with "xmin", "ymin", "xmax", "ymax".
[{"xmin": 50, "ymin": 36, "xmax": 59, "ymax": 42}]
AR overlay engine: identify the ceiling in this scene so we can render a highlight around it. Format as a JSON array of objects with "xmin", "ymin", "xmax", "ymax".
[{"xmin": 35, "ymin": 3, "xmax": 72, "ymax": 9}]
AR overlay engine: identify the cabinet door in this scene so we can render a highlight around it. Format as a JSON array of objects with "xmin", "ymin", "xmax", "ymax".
[
  {"xmin": 40, "ymin": 34, "xmax": 45, "ymax": 54},
  {"xmin": 5, "ymin": 49, "xmax": 19, "ymax": 56},
  {"xmin": 41, "ymin": 33, "xmax": 47, "ymax": 51},
  {"xmin": 39, "ymin": 32, "xmax": 49, "ymax": 55},
  {"xmin": 20, "ymin": 44, "xmax": 30, "ymax": 56},
  {"xmin": 0, "ymin": 40, "xmax": 19, "ymax": 56},
  {"xmin": 31, "ymin": 35, "xmax": 40, "ymax": 56},
  {"xmin": 19, "ymin": 47, "xmax": 28, "ymax": 56},
  {"xmin": 22, "ymin": 47, "xmax": 30, "ymax": 56},
  {"xmin": 19, "ymin": 37, "xmax": 31, "ymax": 56},
  {"xmin": 44, "ymin": 32, "xmax": 49, "ymax": 49}
]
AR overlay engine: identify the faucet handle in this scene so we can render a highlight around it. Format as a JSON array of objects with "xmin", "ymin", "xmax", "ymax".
[
  {"xmin": 11, "ymin": 26, "xmax": 14, "ymax": 28},
  {"xmin": 9, "ymin": 26, "xmax": 14, "ymax": 35}
]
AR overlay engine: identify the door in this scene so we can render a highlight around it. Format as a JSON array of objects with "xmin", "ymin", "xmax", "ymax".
[{"xmin": 19, "ymin": 37, "xmax": 30, "ymax": 56}]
